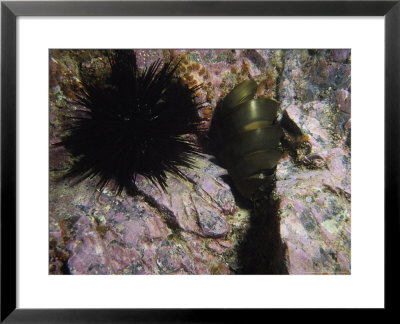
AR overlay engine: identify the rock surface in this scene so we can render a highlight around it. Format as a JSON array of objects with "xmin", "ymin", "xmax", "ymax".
[
  {"xmin": 276, "ymin": 50, "xmax": 351, "ymax": 274},
  {"xmin": 49, "ymin": 49, "xmax": 351, "ymax": 274}
]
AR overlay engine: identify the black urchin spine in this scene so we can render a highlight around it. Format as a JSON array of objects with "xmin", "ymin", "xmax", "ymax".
[{"xmin": 58, "ymin": 50, "xmax": 204, "ymax": 196}]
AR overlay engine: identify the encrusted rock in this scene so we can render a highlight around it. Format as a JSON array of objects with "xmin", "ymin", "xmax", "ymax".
[
  {"xmin": 49, "ymin": 49, "xmax": 351, "ymax": 275},
  {"xmin": 276, "ymin": 49, "xmax": 351, "ymax": 274}
]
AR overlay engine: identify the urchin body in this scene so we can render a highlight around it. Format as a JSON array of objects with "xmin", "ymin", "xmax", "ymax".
[{"xmin": 59, "ymin": 50, "xmax": 203, "ymax": 195}]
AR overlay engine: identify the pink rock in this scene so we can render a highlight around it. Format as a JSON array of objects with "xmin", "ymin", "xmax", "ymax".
[
  {"xmin": 145, "ymin": 215, "xmax": 169, "ymax": 240},
  {"xmin": 331, "ymin": 49, "xmax": 350, "ymax": 63},
  {"xmin": 206, "ymin": 240, "xmax": 227, "ymax": 254},
  {"xmin": 277, "ymin": 146, "xmax": 351, "ymax": 274},
  {"xmin": 49, "ymin": 145, "xmax": 69, "ymax": 171},
  {"xmin": 286, "ymin": 241, "xmax": 313, "ymax": 274},
  {"xmin": 216, "ymin": 239, "xmax": 233, "ymax": 249},
  {"xmin": 114, "ymin": 212, "xmax": 125, "ymax": 222},
  {"xmin": 337, "ymin": 252, "xmax": 351, "ymax": 273},
  {"xmin": 192, "ymin": 193, "xmax": 230, "ymax": 238},
  {"xmin": 335, "ymin": 89, "xmax": 351, "ymax": 114}
]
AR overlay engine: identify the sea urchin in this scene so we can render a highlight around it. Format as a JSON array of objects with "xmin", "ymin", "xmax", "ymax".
[{"xmin": 57, "ymin": 50, "xmax": 204, "ymax": 196}]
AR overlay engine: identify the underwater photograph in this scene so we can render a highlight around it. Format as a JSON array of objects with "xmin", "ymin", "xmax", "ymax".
[{"xmin": 49, "ymin": 49, "xmax": 351, "ymax": 275}]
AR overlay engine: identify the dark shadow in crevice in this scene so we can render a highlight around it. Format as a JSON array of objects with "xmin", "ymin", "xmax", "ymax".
[
  {"xmin": 219, "ymin": 175, "xmax": 253, "ymax": 210},
  {"xmin": 234, "ymin": 196, "xmax": 289, "ymax": 275},
  {"xmin": 201, "ymin": 131, "xmax": 287, "ymax": 274},
  {"xmin": 61, "ymin": 261, "xmax": 71, "ymax": 275}
]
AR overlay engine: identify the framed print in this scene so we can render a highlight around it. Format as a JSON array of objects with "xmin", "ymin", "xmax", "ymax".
[{"xmin": 1, "ymin": 0, "xmax": 398, "ymax": 321}]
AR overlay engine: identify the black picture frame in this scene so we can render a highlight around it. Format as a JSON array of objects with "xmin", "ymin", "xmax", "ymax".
[{"xmin": 1, "ymin": 0, "xmax": 398, "ymax": 322}]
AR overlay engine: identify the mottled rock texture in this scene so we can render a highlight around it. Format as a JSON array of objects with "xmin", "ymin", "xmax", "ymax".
[
  {"xmin": 276, "ymin": 50, "xmax": 351, "ymax": 274},
  {"xmin": 49, "ymin": 49, "xmax": 350, "ymax": 275}
]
